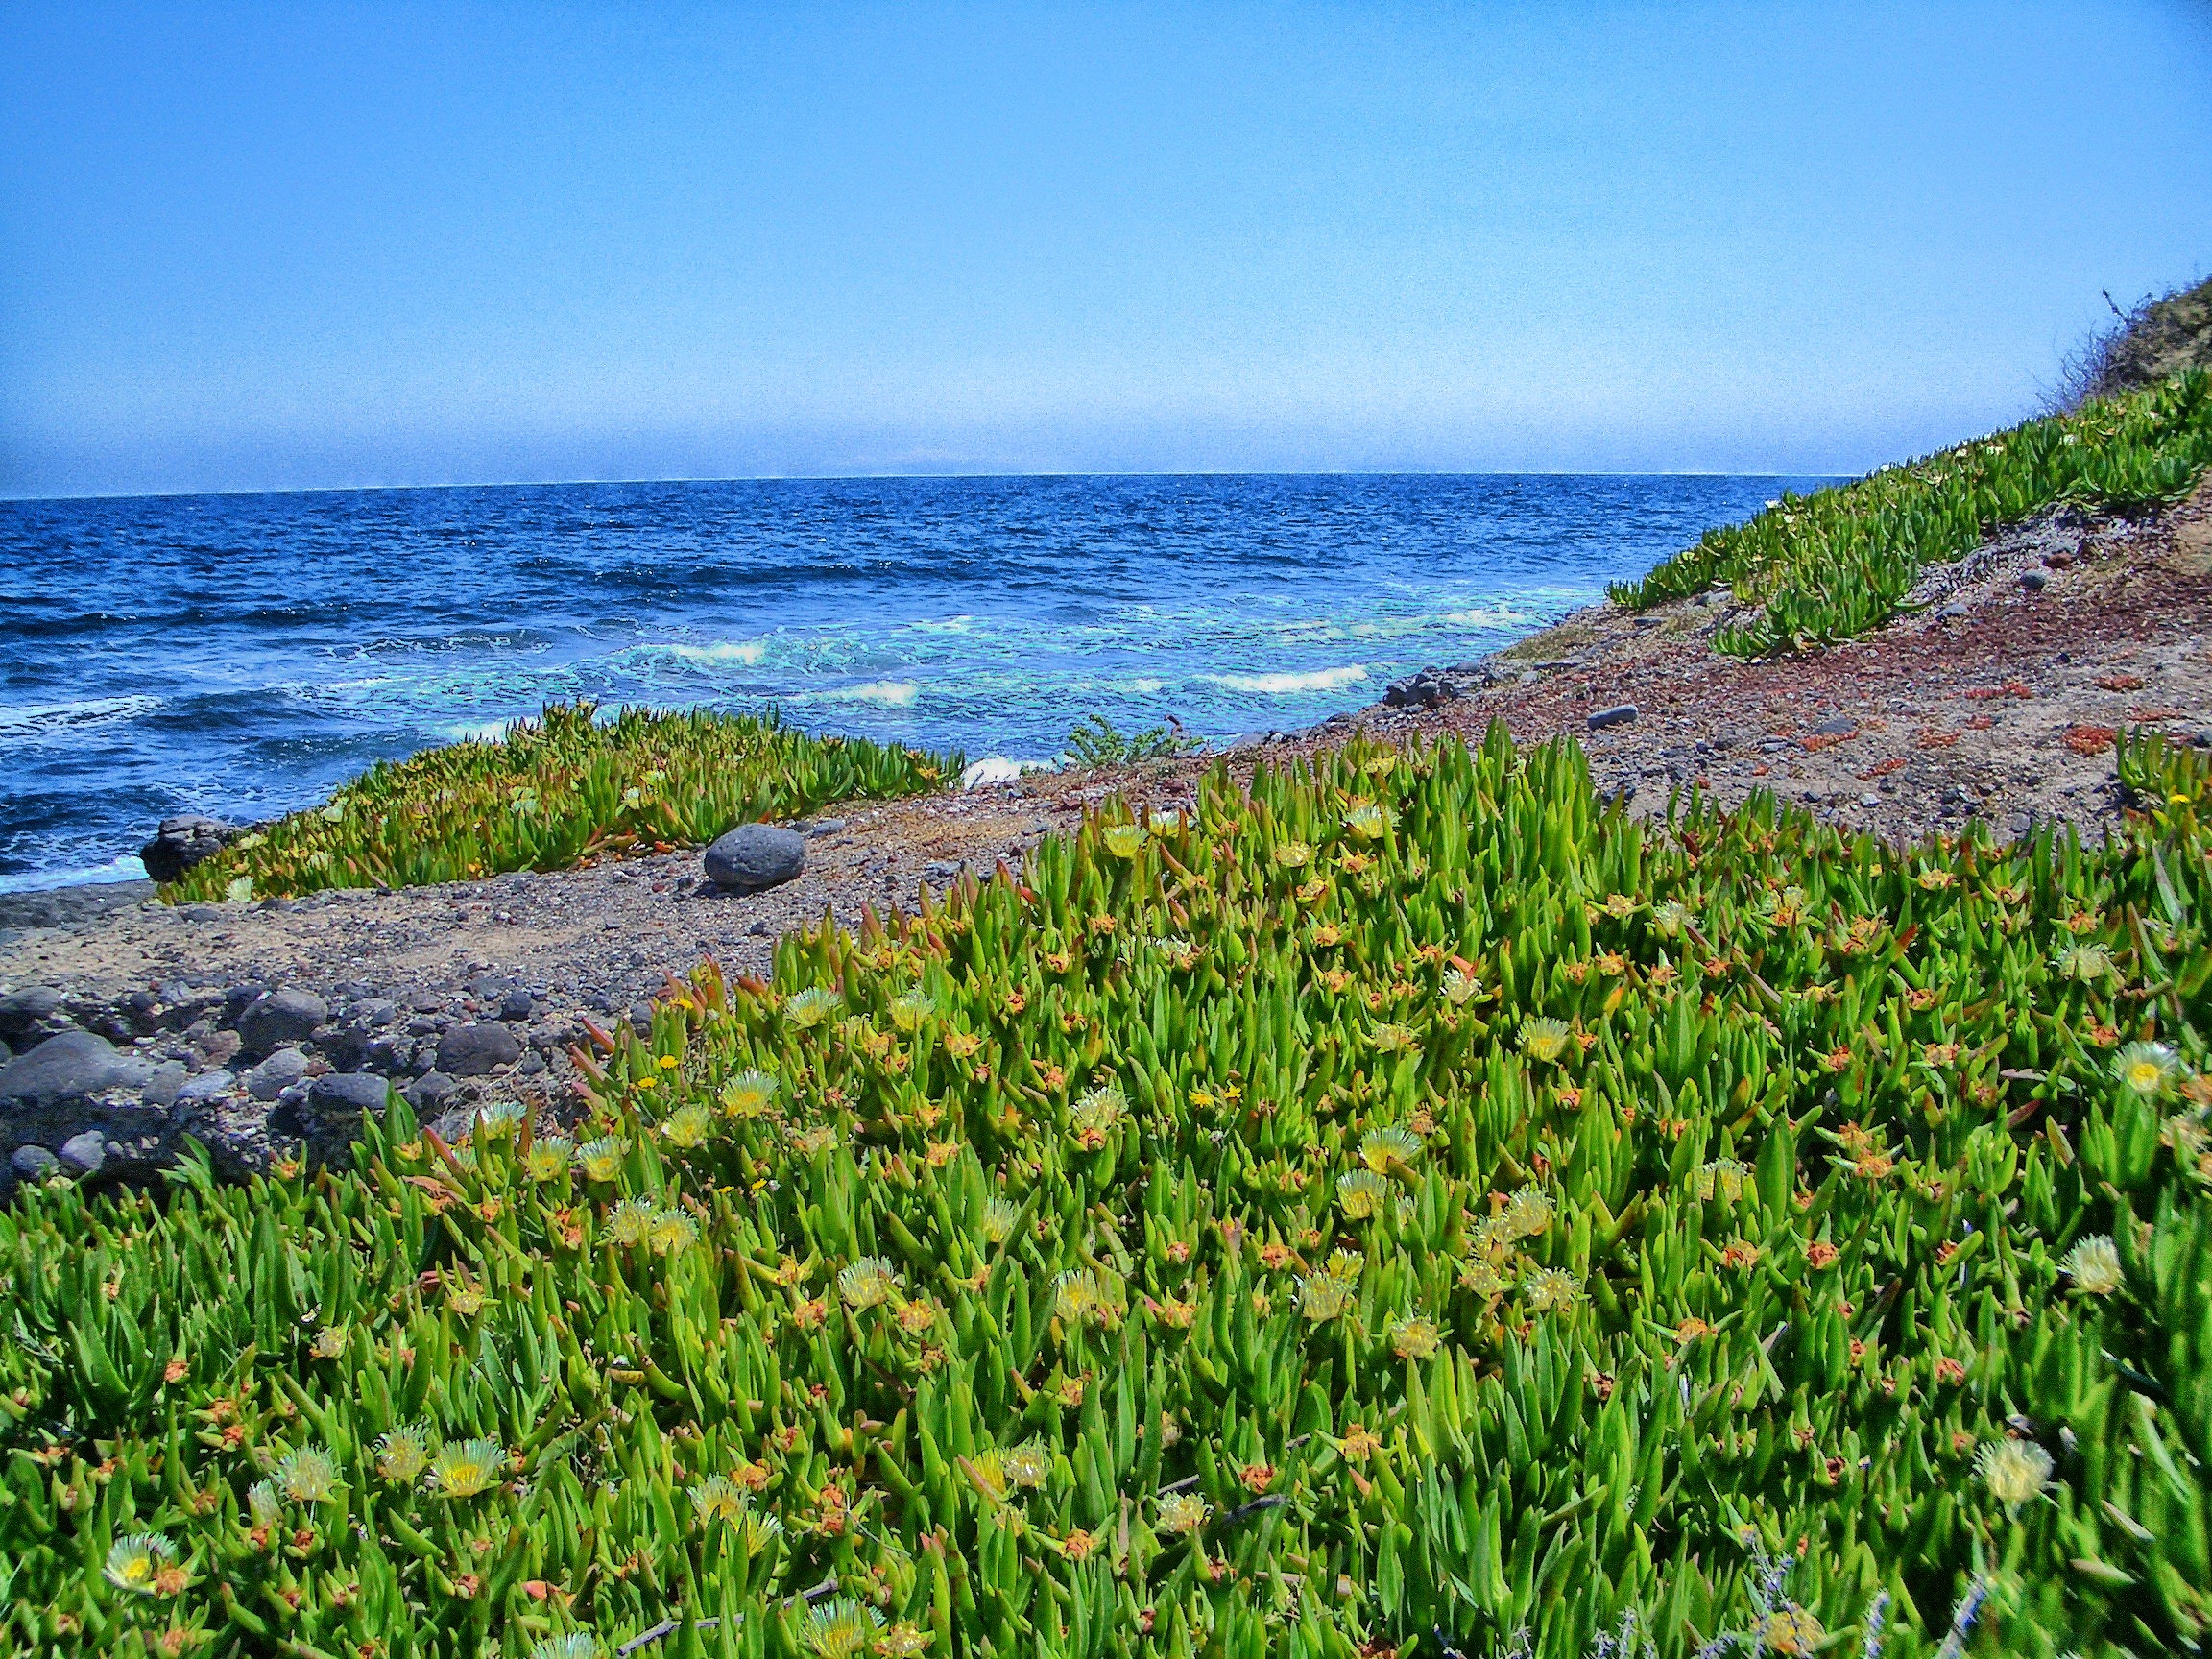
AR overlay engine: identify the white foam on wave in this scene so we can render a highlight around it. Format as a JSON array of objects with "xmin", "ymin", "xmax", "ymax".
[
  {"xmin": 0, "ymin": 693, "xmax": 164, "ymax": 737},
  {"xmin": 1445, "ymin": 604, "xmax": 1532, "ymax": 628},
  {"xmin": 637, "ymin": 639, "xmax": 769, "ymax": 666},
  {"xmin": 837, "ymin": 680, "xmax": 920, "ymax": 708},
  {"xmin": 907, "ymin": 615, "xmax": 975, "ymax": 634},
  {"xmin": 438, "ymin": 717, "xmax": 516, "ymax": 743},
  {"xmin": 961, "ymin": 757, "xmax": 1056, "ymax": 790},
  {"xmin": 1203, "ymin": 665, "xmax": 1369, "ymax": 696},
  {"xmin": 1125, "ymin": 676, "xmax": 1166, "ymax": 695},
  {"xmin": 0, "ymin": 852, "xmax": 150, "ymax": 895}
]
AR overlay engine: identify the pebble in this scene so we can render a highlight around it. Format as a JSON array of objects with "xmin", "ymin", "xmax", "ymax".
[
  {"xmin": 142, "ymin": 1061, "xmax": 188, "ymax": 1109},
  {"xmin": 175, "ymin": 1070, "xmax": 238, "ymax": 1104},
  {"xmin": 248, "ymin": 1047, "xmax": 310, "ymax": 1101},
  {"xmin": 58, "ymin": 1130, "xmax": 107, "ymax": 1176},
  {"xmin": 499, "ymin": 988, "xmax": 535, "ymax": 1022},
  {"xmin": 437, "ymin": 1022, "xmax": 521, "ymax": 1077},
  {"xmin": 1586, "ymin": 705, "xmax": 1639, "ymax": 731},
  {"xmin": 2019, "ymin": 569, "xmax": 2049, "ymax": 592},
  {"xmin": 11, "ymin": 1144, "xmax": 60, "ymax": 1180}
]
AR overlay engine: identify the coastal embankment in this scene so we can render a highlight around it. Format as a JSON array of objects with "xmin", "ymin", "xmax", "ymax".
[{"xmin": 3, "ymin": 470, "xmax": 2208, "ymax": 1188}]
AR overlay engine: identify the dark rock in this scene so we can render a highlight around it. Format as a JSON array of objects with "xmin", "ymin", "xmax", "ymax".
[
  {"xmin": 142, "ymin": 1061, "xmax": 187, "ymax": 1109},
  {"xmin": 517, "ymin": 1050, "xmax": 547, "ymax": 1076},
  {"xmin": 2018, "ymin": 569, "xmax": 2048, "ymax": 592},
  {"xmin": 237, "ymin": 988, "xmax": 328, "ymax": 1054},
  {"xmin": 365, "ymin": 1035, "xmax": 412, "ymax": 1070},
  {"xmin": 0, "ymin": 1029, "xmax": 155, "ymax": 1103},
  {"xmin": 0, "ymin": 986, "xmax": 64, "ymax": 1039},
  {"xmin": 12, "ymin": 1144, "xmax": 60, "ymax": 1180},
  {"xmin": 58, "ymin": 1131, "xmax": 107, "ymax": 1176},
  {"xmin": 1938, "ymin": 603, "xmax": 1969, "ymax": 621},
  {"xmin": 704, "ymin": 823, "xmax": 807, "ymax": 894},
  {"xmin": 804, "ymin": 817, "xmax": 848, "ymax": 838},
  {"xmin": 0, "ymin": 882, "xmax": 156, "ymax": 931},
  {"xmin": 1811, "ymin": 715, "xmax": 1857, "ymax": 737},
  {"xmin": 1586, "ymin": 705, "xmax": 1639, "ymax": 731},
  {"xmin": 247, "ymin": 1048, "xmax": 309, "ymax": 1101},
  {"xmin": 409, "ymin": 1071, "xmax": 459, "ymax": 1109},
  {"xmin": 139, "ymin": 814, "xmax": 243, "ymax": 884},
  {"xmin": 437, "ymin": 1022, "xmax": 520, "ymax": 1077},
  {"xmin": 349, "ymin": 998, "xmax": 399, "ymax": 1028},
  {"xmin": 1382, "ymin": 668, "xmax": 1459, "ymax": 710},
  {"xmin": 309, "ymin": 1071, "xmax": 390, "ymax": 1115},
  {"xmin": 498, "ymin": 988, "xmax": 535, "ymax": 1022},
  {"xmin": 175, "ymin": 1070, "xmax": 237, "ymax": 1105},
  {"xmin": 313, "ymin": 1023, "xmax": 367, "ymax": 1070}
]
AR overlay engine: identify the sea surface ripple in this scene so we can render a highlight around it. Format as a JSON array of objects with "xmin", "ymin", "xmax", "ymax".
[{"xmin": 0, "ymin": 473, "xmax": 1828, "ymax": 889}]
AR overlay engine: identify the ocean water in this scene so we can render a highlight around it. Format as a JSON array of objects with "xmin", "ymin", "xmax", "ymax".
[{"xmin": 0, "ymin": 473, "xmax": 1831, "ymax": 891}]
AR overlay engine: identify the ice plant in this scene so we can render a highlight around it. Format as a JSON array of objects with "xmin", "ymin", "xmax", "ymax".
[
  {"xmin": 2060, "ymin": 1235, "xmax": 2124, "ymax": 1295},
  {"xmin": 1975, "ymin": 1438, "xmax": 2056, "ymax": 1512},
  {"xmin": 429, "ymin": 1438, "xmax": 505, "ymax": 1500}
]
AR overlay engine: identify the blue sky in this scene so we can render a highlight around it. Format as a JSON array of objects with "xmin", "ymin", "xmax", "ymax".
[{"xmin": 3, "ymin": 1, "xmax": 2209, "ymax": 497}]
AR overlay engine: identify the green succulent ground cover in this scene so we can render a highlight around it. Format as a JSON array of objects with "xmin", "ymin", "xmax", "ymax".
[
  {"xmin": 1612, "ymin": 370, "xmax": 2212, "ymax": 656},
  {"xmin": 166, "ymin": 702, "xmax": 959, "ymax": 902},
  {"xmin": 12, "ymin": 726, "xmax": 2212, "ymax": 1657}
]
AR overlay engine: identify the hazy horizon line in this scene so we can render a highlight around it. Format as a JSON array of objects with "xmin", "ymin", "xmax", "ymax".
[{"xmin": 1, "ymin": 464, "xmax": 1860, "ymax": 507}]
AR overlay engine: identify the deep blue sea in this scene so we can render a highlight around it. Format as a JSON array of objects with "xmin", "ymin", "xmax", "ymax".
[{"xmin": 0, "ymin": 474, "xmax": 1831, "ymax": 891}]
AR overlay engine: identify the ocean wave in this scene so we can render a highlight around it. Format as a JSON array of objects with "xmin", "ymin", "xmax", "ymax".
[
  {"xmin": 1202, "ymin": 665, "xmax": 1368, "ymax": 696},
  {"xmin": 658, "ymin": 639, "xmax": 769, "ymax": 665},
  {"xmin": 0, "ymin": 852, "xmax": 149, "ymax": 894},
  {"xmin": 437, "ymin": 717, "xmax": 517, "ymax": 743},
  {"xmin": 0, "ymin": 693, "xmax": 165, "ymax": 737},
  {"xmin": 961, "ymin": 756, "xmax": 1056, "ymax": 790},
  {"xmin": 835, "ymin": 680, "xmax": 920, "ymax": 708},
  {"xmin": 1445, "ymin": 604, "xmax": 1533, "ymax": 627}
]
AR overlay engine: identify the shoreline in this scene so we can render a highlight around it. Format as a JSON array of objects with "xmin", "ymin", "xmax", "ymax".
[{"xmin": 4, "ymin": 472, "xmax": 2208, "ymax": 1189}]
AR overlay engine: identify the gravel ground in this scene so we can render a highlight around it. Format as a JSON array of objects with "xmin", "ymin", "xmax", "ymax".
[{"xmin": 4, "ymin": 475, "xmax": 2207, "ymax": 1185}]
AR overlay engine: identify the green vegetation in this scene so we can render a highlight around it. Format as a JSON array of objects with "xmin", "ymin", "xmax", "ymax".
[
  {"xmin": 12, "ymin": 725, "xmax": 2212, "ymax": 1656},
  {"xmin": 1612, "ymin": 369, "xmax": 2212, "ymax": 657},
  {"xmin": 1062, "ymin": 713, "xmax": 1203, "ymax": 768},
  {"xmin": 2064, "ymin": 276, "xmax": 2212, "ymax": 407},
  {"xmin": 168, "ymin": 702, "xmax": 959, "ymax": 902}
]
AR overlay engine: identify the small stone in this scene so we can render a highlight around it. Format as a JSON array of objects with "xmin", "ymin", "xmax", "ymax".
[
  {"xmin": 2018, "ymin": 569, "xmax": 2048, "ymax": 592},
  {"xmin": 517, "ymin": 1050, "xmax": 547, "ymax": 1076},
  {"xmin": 1938, "ymin": 603, "xmax": 1969, "ymax": 621},
  {"xmin": 410, "ymin": 1071, "xmax": 459, "ymax": 1109},
  {"xmin": 498, "ymin": 988, "xmax": 535, "ymax": 1022},
  {"xmin": 1811, "ymin": 716, "xmax": 1856, "ymax": 737},
  {"xmin": 309, "ymin": 1072, "xmax": 392, "ymax": 1116},
  {"xmin": 704, "ymin": 824, "xmax": 807, "ymax": 894},
  {"xmin": 349, "ymin": 998, "xmax": 399, "ymax": 1028},
  {"xmin": 748, "ymin": 919, "xmax": 771, "ymax": 937},
  {"xmin": 1586, "ymin": 705, "xmax": 1639, "ymax": 731},
  {"xmin": 248, "ymin": 1047, "xmax": 310, "ymax": 1101},
  {"xmin": 805, "ymin": 817, "xmax": 848, "ymax": 838},
  {"xmin": 175, "ymin": 1070, "xmax": 237, "ymax": 1104},
  {"xmin": 11, "ymin": 1144, "xmax": 60, "ymax": 1179},
  {"xmin": 1860, "ymin": 793, "xmax": 1881, "ymax": 807},
  {"xmin": 438, "ymin": 1022, "xmax": 521, "ymax": 1077},
  {"xmin": 237, "ymin": 988, "xmax": 329, "ymax": 1054},
  {"xmin": 142, "ymin": 1061, "xmax": 188, "ymax": 1109},
  {"xmin": 58, "ymin": 1131, "xmax": 108, "ymax": 1176},
  {"xmin": 0, "ymin": 986, "xmax": 64, "ymax": 1038}
]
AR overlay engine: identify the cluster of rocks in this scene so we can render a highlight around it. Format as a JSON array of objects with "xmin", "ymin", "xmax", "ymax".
[
  {"xmin": 138, "ymin": 813, "xmax": 248, "ymax": 884},
  {"xmin": 0, "ymin": 972, "xmax": 604, "ymax": 1196}
]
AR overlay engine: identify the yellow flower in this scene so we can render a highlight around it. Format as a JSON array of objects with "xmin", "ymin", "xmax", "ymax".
[
  {"xmin": 2116, "ymin": 1042, "xmax": 2180, "ymax": 1097},
  {"xmin": 890, "ymin": 991, "xmax": 934, "ymax": 1031},
  {"xmin": 1368, "ymin": 1022, "xmax": 1418, "ymax": 1054},
  {"xmin": 1157, "ymin": 1492, "xmax": 1210, "ymax": 1535},
  {"xmin": 576, "ymin": 1136, "xmax": 627, "ymax": 1183},
  {"xmin": 1441, "ymin": 967, "xmax": 1480, "ymax": 1005},
  {"xmin": 1272, "ymin": 839, "xmax": 1314, "ymax": 870},
  {"xmin": 692, "ymin": 1474, "xmax": 746, "ymax": 1526},
  {"xmin": 805, "ymin": 1599, "xmax": 885, "ymax": 1659},
  {"xmin": 1102, "ymin": 824, "xmax": 1148, "ymax": 858},
  {"xmin": 1520, "ymin": 1018, "xmax": 1570, "ymax": 1063},
  {"xmin": 524, "ymin": 1135, "xmax": 574, "ymax": 1181},
  {"xmin": 1343, "ymin": 803, "xmax": 1390, "ymax": 841},
  {"xmin": 1975, "ymin": 1438, "xmax": 2054, "ymax": 1511},
  {"xmin": 720, "ymin": 1070, "xmax": 779, "ymax": 1118},
  {"xmin": 374, "ymin": 1424, "xmax": 432, "ymax": 1485},
  {"xmin": 105, "ymin": 1533, "xmax": 176, "ymax": 1595},
  {"xmin": 784, "ymin": 988, "xmax": 842, "ymax": 1028},
  {"xmin": 1503, "ymin": 1186, "xmax": 1554, "ymax": 1239},
  {"xmin": 1337, "ymin": 1169, "xmax": 1389, "ymax": 1220},
  {"xmin": 1390, "ymin": 1313, "xmax": 1441, "ymax": 1359},
  {"xmin": 606, "ymin": 1197, "xmax": 658, "ymax": 1248},
  {"xmin": 1003, "ymin": 1442, "xmax": 1050, "ymax": 1489},
  {"xmin": 2060, "ymin": 1235, "xmax": 2123, "ymax": 1295},
  {"xmin": 661, "ymin": 1103, "xmax": 712, "ymax": 1149},
  {"xmin": 1523, "ymin": 1268, "xmax": 1581, "ymax": 1313},
  {"xmin": 648, "ymin": 1207, "xmax": 700, "ymax": 1255},
  {"xmin": 429, "ymin": 1437, "xmax": 505, "ymax": 1499},
  {"xmin": 981, "ymin": 1195, "xmax": 1021, "ymax": 1245},
  {"xmin": 838, "ymin": 1256, "xmax": 902, "ymax": 1310},
  {"xmin": 1359, "ymin": 1125, "xmax": 1422, "ymax": 1174}
]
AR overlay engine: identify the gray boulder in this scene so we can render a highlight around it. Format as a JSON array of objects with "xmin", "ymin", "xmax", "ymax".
[
  {"xmin": 304, "ymin": 1072, "xmax": 391, "ymax": 1168},
  {"xmin": 704, "ymin": 824, "xmax": 806, "ymax": 894},
  {"xmin": 1382, "ymin": 668, "xmax": 1460, "ymax": 710},
  {"xmin": 0, "ymin": 986, "xmax": 63, "ymax": 1039},
  {"xmin": 237, "ymin": 988, "xmax": 328, "ymax": 1054},
  {"xmin": 58, "ymin": 1131, "xmax": 107, "ymax": 1176},
  {"xmin": 142, "ymin": 1061, "xmax": 188, "ymax": 1109},
  {"xmin": 11, "ymin": 1144, "xmax": 60, "ymax": 1180},
  {"xmin": 175, "ymin": 1069, "xmax": 237, "ymax": 1105},
  {"xmin": 0, "ymin": 1029, "xmax": 155, "ymax": 1103},
  {"xmin": 437, "ymin": 1022, "xmax": 520, "ymax": 1077},
  {"xmin": 247, "ymin": 1047, "xmax": 309, "ymax": 1101},
  {"xmin": 139, "ymin": 814, "xmax": 241, "ymax": 884}
]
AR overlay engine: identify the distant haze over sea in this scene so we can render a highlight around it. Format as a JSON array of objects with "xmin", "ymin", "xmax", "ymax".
[{"xmin": 0, "ymin": 473, "xmax": 1832, "ymax": 890}]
